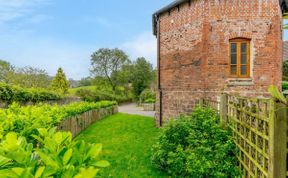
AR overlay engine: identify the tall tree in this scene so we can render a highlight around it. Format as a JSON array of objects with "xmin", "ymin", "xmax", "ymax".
[
  {"xmin": 0, "ymin": 60, "xmax": 14, "ymax": 83},
  {"xmin": 90, "ymin": 48, "xmax": 129, "ymax": 91},
  {"xmin": 7, "ymin": 66, "xmax": 51, "ymax": 88},
  {"xmin": 131, "ymin": 57, "xmax": 154, "ymax": 97},
  {"xmin": 50, "ymin": 68, "xmax": 69, "ymax": 94}
]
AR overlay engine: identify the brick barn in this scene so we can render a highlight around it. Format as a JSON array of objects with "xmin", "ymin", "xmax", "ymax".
[{"xmin": 153, "ymin": 0, "xmax": 288, "ymax": 126}]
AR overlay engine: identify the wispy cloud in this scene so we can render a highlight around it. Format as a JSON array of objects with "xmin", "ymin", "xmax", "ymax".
[
  {"xmin": 0, "ymin": 0, "xmax": 49, "ymax": 24},
  {"xmin": 121, "ymin": 32, "xmax": 157, "ymax": 66}
]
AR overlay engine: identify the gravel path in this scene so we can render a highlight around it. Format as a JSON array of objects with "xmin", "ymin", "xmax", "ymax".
[{"xmin": 118, "ymin": 103, "xmax": 155, "ymax": 117}]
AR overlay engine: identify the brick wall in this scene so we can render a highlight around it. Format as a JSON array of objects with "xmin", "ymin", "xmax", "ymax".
[{"xmin": 156, "ymin": 0, "xmax": 283, "ymax": 126}]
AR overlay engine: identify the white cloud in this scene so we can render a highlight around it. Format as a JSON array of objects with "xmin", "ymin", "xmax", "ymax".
[
  {"xmin": 121, "ymin": 32, "xmax": 157, "ymax": 66},
  {"xmin": 0, "ymin": 0, "xmax": 49, "ymax": 24}
]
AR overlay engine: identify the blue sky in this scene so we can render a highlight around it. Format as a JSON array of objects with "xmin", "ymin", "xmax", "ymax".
[
  {"xmin": 0, "ymin": 0, "xmax": 287, "ymax": 80},
  {"xmin": 0, "ymin": 0, "xmax": 171, "ymax": 79}
]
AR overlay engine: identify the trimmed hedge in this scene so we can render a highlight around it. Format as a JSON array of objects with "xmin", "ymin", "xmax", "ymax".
[
  {"xmin": 0, "ymin": 83, "xmax": 61, "ymax": 103},
  {"xmin": 0, "ymin": 101, "xmax": 117, "ymax": 141},
  {"xmin": 76, "ymin": 89, "xmax": 133, "ymax": 104}
]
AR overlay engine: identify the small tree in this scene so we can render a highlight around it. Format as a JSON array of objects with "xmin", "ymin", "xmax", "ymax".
[
  {"xmin": 131, "ymin": 57, "xmax": 154, "ymax": 98},
  {"xmin": 90, "ymin": 48, "xmax": 129, "ymax": 91},
  {"xmin": 50, "ymin": 68, "xmax": 69, "ymax": 94}
]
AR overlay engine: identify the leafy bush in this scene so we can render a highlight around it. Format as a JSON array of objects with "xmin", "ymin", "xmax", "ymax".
[
  {"xmin": 0, "ymin": 83, "xmax": 61, "ymax": 103},
  {"xmin": 0, "ymin": 101, "xmax": 117, "ymax": 141},
  {"xmin": 0, "ymin": 129, "xmax": 109, "ymax": 178},
  {"xmin": 151, "ymin": 107, "xmax": 241, "ymax": 178},
  {"xmin": 144, "ymin": 98, "xmax": 156, "ymax": 103},
  {"xmin": 76, "ymin": 89, "xmax": 133, "ymax": 104},
  {"xmin": 283, "ymin": 82, "xmax": 288, "ymax": 91},
  {"xmin": 0, "ymin": 101, "xmax": 117, "ymax": 177},
  {"xmin": 139, "ymin": 89, "xmax": 156, "ymax": 103}
]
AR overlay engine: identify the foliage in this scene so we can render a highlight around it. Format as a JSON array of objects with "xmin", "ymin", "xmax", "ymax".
[
  {"xmin": 0, "ymin": 129, "xmax": 109, "ymax": 178},
  {"xmin": 283, "ymin": 61, "xmax": 288, "ymax": 81},
  {"xmin": 76, "ymin": 113, "xmax": 167, "ymax": 178},
  {"xmin": 283, "ymin": 82, "xmax": 288, "ymax": 91},
  {"xmin": 90, "ymin": 48, "xmax": 130, "ymax": 91},
  {"xmin": 76, "ymin": 88, "xmax": 133, "ymax": 104},
  {"xmin": 0, "ymin": 60, "xmax": 14, "ymax": 83},
  {"xmin": 268, "ymin": 85, "xmax": 287, "ymax": 104},
  {"xmin": 144, "ymin": 98, "xmax": 156, "ymax": 103},
  {"xmin": 51, "ymin": 68, "xmax": 70, "ymax": 94},
  {"xmin": 139, "ymin": 89, "xmax": 156, "ymax": 103},
  {"xmin": 131, "ymin": 58, "xmax": 154, "ymax": 98},
  {"xmin": 7, "ymin": 66, "xmax": 51, "ymax": 89},
  {"xmin": 151, "ymin": 107, "xmax": 241, "ymax": 178},
  {"xmin": 0, "ymin": 83, "xmax": 61, "ymax": 104},
  {"xmin": 0, "ymin": 101, "xmax": 117, "ymax": 177}
]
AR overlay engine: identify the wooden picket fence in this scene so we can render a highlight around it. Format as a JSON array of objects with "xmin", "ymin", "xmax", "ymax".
[
  {"xmin": 58, "ymin": 106, "xmax": 118, "ymax": 138},
  {"xmin": 200, "ymin": 94, "xmax": 287, "ymax": 178}
]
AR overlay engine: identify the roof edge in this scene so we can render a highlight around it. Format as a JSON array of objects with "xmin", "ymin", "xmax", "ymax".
[{"xmin": 153, "ymin": 0, "xmax": 288, "ymax": 36}]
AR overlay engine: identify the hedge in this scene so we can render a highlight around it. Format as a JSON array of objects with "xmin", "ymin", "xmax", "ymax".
[{"xmin": 0, "ymin": 83, "xmax": 61, "ymax": 103}]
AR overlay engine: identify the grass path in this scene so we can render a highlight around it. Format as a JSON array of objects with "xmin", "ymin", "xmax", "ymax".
[{"xmin": 76, "ymin": 113, "xmax": 167, "ymax": 178}]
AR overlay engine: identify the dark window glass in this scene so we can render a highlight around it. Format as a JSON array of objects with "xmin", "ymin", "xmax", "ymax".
[
  {"xmin": 241, "ymin": 54, "xmax": 247, "ymax": 64},
  {"xmin": 231, "ymin": 43, "xmax": 237, "ymax": 53},
  {"xmin": 231, "ymin": 65, "xmax": 237, "ymax": 75},
  {"xmin": 241, "ymin": 43, "xmax": 247, "ymax": 53},
  {"xmin": 231, "ymin": 54, "xmax": 237, "ymax": 64},
  {"xmin": 241, "ymin": 66, "xmax": 247, "ymax": 75}
]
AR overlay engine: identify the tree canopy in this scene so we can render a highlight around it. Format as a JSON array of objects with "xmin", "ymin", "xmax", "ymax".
[
  {"xmin": 90, "ymin": 48, "xmax": 130, "ymax": 91},
  {"xmin": 131, "ymin": 57, "xmax": 154, "ymax": 98},
  {"xmin": 50, "ymin": 68, "xmax": 69, "ymax": 94}
]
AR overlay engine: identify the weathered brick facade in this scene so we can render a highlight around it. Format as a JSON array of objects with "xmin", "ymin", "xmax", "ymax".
[{"xmin": 153, "ymin": 0, "xmax": 284, "ymax": 126}]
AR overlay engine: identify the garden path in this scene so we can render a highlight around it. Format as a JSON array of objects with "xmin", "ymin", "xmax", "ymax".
[{"xmin": 119, "ymin": 103, "xmax": 155, "ymax": 117}]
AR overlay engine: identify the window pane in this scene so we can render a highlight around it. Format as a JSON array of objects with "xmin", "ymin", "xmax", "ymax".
[
  {"xmin": 231, "ymin": 65, "xmax": 237, "ymax": 75},
  {"xmin": 231, "ymin": 43, "xmax": 237, "ymax": 53},
  {"xmin": 241, "ymin": 66, "xmax": 247, "ymax": 75},
  {"xmin": 241, "ymin": 43, "xmax": 247, "ymax": 53},
  {"xmin": 231, "ymin": 54, "xmax": 237, "ymax": 64},
  {"xmin": 241, "ymin": 54, "xmax": 247, "ymax": 64}
]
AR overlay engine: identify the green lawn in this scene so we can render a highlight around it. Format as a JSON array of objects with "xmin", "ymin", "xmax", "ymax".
[{"xmin": 76, "ymin": 113, "xmax": 167, "ymax": 178}]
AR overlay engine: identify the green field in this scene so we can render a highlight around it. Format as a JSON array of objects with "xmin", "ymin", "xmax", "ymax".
[{"xmin": 76, "ymin": 113, "xmax": 167, "ymax": 178}]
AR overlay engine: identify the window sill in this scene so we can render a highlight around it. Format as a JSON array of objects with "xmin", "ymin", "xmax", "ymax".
[{"xmin": 226, "ymin": 78, "xmax": 254, "ymax": 86}]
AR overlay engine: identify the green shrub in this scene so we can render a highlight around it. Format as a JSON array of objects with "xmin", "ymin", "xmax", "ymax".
[
  {"xmin": 151, "ymin": 107, "xmax": 241, "ymax": 178},
  {"xmin": 0, "ymin": 101, "xmax": 117, "ymax": 141},
  {"xmin": 144, "ymin": 98, "xmax": 156, "ymax": 103},
  {"xmin": 0, "ymin": 83, "xmax": 61, "ymax": 103},
  {"xmin": 0, "ymin": 129, "xmax": 109, "ymax": 178},
  {"xmin": 0, "ymin": 101, "xmax": 117, "ymax": 177},
  {"xmin": 139, "ymin": 89, "xmax": 156, "ymax": 103},
  {"xmin": 76, "ymin": 89, "xmax": 133, "ymax": 104},
  {"xmin": 283, "ymin": 82, "xmax": 288, "ymax": 91}
]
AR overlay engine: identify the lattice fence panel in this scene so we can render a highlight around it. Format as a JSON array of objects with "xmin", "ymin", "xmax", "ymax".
[
  {"xmin": 203, "ymin": 98, "xmax": 220, "ymax": 112},
  {"xmin": 227, "ymin": 95, "xmax": 271, "ymax": 178}
]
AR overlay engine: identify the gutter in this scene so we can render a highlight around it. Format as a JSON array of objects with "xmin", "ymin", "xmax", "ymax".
[{"xmin": 156, "ymin": 15, "xmax": 163, "ymax": 127}]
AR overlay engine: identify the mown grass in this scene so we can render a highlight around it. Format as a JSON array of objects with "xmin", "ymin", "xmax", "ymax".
[{"xmin": 76, "ymin": 113, "xmax": 167, "ymax": 178}]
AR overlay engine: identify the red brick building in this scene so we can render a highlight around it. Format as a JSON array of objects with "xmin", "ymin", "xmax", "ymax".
[{"xmin": 153, "ymin": 0, "xmax": 288, "ymax": 126}]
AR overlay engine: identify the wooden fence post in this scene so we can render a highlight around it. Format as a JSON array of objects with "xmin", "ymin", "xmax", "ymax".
[
  {"xmin": 220, "ymin": 93, "xmax": 228, "ymax": 127},
  {"xmin": 269, "ymin": 100, "xmax": 287, "ymax": 178}
]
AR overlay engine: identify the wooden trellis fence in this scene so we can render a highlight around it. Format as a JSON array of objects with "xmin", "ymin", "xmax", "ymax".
[{"xmin": 200, "ymin": 94, "xmax": 287, "ymax": 178}]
